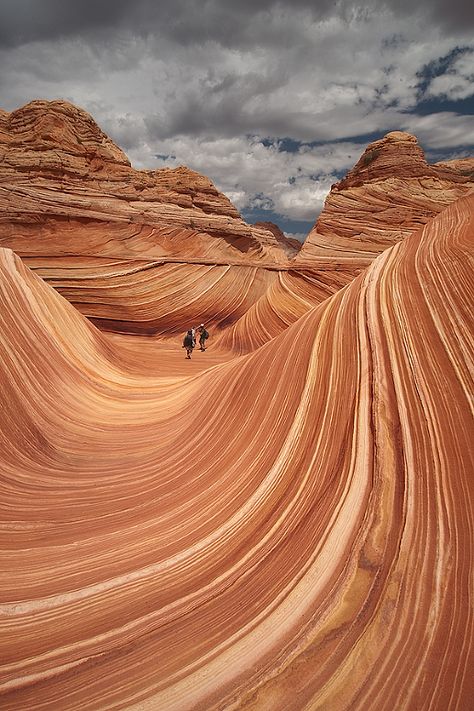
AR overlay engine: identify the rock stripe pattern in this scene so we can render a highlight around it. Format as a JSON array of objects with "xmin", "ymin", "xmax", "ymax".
[{"xmin": 0, "ymin": 194, "xmax": 473, "ymax": 709}]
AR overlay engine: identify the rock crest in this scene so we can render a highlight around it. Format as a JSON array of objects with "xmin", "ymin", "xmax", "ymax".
[
  {"xmin": 0, "ymin": 100, "xmax": 297, "ymax": 264},
  {"xmin": 296, "ymin": 129, "xmax": 474, "ymax": 269}
]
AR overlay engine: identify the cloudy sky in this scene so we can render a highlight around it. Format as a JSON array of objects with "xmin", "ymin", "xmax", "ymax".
[{"xmin": 1, "ymin": 0, "xmax": 473, "ymax": 238}]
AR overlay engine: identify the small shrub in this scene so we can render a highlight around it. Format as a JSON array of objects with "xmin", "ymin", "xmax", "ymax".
[{"xmin": 362, "ymin": 149, "xmax": 381, "ymax": 166}]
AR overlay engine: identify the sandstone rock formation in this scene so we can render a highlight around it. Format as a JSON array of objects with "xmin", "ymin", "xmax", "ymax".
[
  {"xmin": 0, "ymin": 192, "xmax": 473, "ymax": 709},
  {"xmin": 219, "ymin": 126, "xmax": 474, "ymax": 351},
  {"xmin": 0, "ymin": 100, "xmax": 298, "ymax": 265},
  {"xmin": 1, "ymin": 102, "xmax": 473, "ymax": 350},
  {"xmin": 296, "ymin": 130, "xmax": 474, "ymax": 269},
  {"xmin": 0, "ymin": 101, "xmax": 308, "ymax": 339},
  {"xmin": 434, "ymin": 156, "xmax": 474, "ymax": 177}
]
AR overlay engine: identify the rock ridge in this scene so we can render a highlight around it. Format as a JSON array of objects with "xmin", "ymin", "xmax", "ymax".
[
  {"xmin": 0, "ymin": 99, "xmax": 296, "ymax": 263},
  {"xmin": 296, "ymin": 130, "xmax": 474, "ymax": 269}
]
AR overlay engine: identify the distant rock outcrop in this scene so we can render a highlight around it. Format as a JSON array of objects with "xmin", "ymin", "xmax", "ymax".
[
  {"xmin": 0, "ymin": 103, "xmax": 472, "ymax": 343},
  {"xmin": 252, "ymin": 220, "xmax": 301, "ymax": 257},
  {"xmin": 296, "ymin": 130, "xmax": 474, "ymax": 268},
  {"xmin": 433, "ymin": 156, "xmax": 474, "ymax": 177},
  {"xmin": 0, "ymin": 100, "xmax": 297, "ymax": 264},
  {"xmin": 0, "ymin": 99, "xmax": 131, "ymax": 166}
]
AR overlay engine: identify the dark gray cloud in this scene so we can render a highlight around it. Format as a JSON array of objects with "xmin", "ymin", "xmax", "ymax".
[
  {"xmin": 0, "ymin": 0, "xmax": 472, "ymax": 229},
  {"xmin": 0, "ymin": 1, "xmax": 340, "ymax": 46},
  {"xmin": 385, "ymin": 0, "xmax": 474, "ymax": 32},
  {"xmin": 144, "ymin": 68, "xmax": 290, "ymax": 140},
  {"xmin": 0, "ymin": 0, "xmax": 131, "ymax": 47},
  {"xmin": 1, "ymin": 0, "xmax": 472, "ymax": 50}
]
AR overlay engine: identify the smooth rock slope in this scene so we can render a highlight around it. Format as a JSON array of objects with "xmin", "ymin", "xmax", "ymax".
[{"xmin": 0, "ymin": 192, "xmax": 473, "ymax": 709}]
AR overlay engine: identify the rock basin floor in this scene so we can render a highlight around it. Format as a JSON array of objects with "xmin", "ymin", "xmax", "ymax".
[{"xmin": 104, "ymin": 332, "xmax": 235, "ymax": 378}]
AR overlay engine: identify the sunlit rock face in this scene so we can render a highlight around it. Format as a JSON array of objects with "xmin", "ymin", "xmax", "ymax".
[
  {"xmin": 0, "ymin": 100, "xmax": 298, "ymax": 264},
  {"xmin": 214, "ymin": 132, "xmax": 474, "ymax": 352},
  {"xmin": 296, "ymin": 130, "xmax": 474, "ymax": 269},
  {"xmin": 1, "ymin": 192, "xmax": 473, "ymax": 710},
  {"xmin": 2, "ymin": 103, "xmax": 473, "ymax": 350},
  {"xmin": 0, "ymin": 101, "xmax": 305, "ymax": 340}
]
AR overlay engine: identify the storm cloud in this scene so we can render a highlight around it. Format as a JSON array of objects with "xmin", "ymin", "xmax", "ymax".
[{"xmin": 1, "ymin": 0, "xmax": 473, "ymax": 234}]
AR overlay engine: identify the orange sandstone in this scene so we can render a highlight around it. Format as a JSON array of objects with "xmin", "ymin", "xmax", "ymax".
[{"xmin": 0, "ymin": 192, "xmax": 473, "ymax": 709}]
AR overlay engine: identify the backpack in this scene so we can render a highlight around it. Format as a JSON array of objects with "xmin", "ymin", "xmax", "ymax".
[
  {"xmin": 184, "ymin": 334, "xmax": 193, "ymax": 347},
  {"xmin": 201, "ymin": 329, "xmax": 209, "ymax": 339}
]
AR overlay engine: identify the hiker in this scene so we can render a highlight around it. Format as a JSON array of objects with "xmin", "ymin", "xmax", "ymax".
[
  {"xmin": 183, "ymin": 329, "xmax": 195, "ymax": 359},
  {"xmin": 197, "ymin": 324, "xmax": 209, "ymax": 351},
  {"xmin": 190, "ymin": 326, "xmax": 196, "ymax": 347}
]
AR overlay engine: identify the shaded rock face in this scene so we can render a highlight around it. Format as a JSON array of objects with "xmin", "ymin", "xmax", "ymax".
[
  {"xmin": 296, "ymin": 130, "xmax": 474, "ymax": 269},
  {"xmin": 252, "ymin": 220, "xmax": 302, "ymax": 257},
  {"xmin": 433, "ymin": 156, "xmax": 474, "ymax": 177},
  {"xmin": 0, "ymin": 100, "xmax": 293, "ymax": 264},
  {"xmin": 0, "ymin": 194, "xmax": 473, "ymax": 710}
]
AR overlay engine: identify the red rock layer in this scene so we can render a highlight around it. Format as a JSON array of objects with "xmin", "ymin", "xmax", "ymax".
[
  {"xmin": 213, "ymin": 266, "xmax": 355, "ymax": 353},
  {"xmin": 3, "ymin": 103, "xmax": 473, "ymax": 352},
  {"xmin": 296, "ymin": 131, "xmax": 474, "ymax": 269},
  {"xmin": 0, "ymin": 100, "xmax": 298, "ymax": 265},
  {"xmin": 434, "ymin": 157, "xmax": 474, "ymax": 177},
  {"xmin": 0, "ymin": 193, "xmax": 473, "ymax": 710}
]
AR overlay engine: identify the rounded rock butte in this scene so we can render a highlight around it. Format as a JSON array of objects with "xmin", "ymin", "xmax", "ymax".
[{"xmin": 0, "ymin": 101, "xmax": 473, "ymax": 710}]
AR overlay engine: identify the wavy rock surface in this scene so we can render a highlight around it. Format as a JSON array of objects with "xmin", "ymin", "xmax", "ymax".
[
  {"xmin": 0, "ymin": 101, "xmax": 305, "ymax": 342},
  {"xmin": 1, "ymin": 193, "xmax": 473, "ymax": 710},
  {"xmin": 2, "ymin": 104, "xmax": 473, "ymax": 351},
  {"xmin": 0, "ymin": 100, "xmax": 299, "ymax": 264},
  {"xmin": 296, "ymin": 131, "xmax": 474, "ymax": 269},
  {"xmin": 213, "ymin": 266, "xmax": 355, "ymax": 353}
]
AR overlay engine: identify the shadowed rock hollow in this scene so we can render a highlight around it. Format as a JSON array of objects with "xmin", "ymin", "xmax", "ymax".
[{"xmin": 0, "ymin": 100, "xmax": 473, "ymax": 711}]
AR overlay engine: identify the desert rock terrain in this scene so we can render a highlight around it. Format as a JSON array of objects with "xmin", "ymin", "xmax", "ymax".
[{"xmin": 0, "ymin": 101, "xmax": 473, "ymax": 710}]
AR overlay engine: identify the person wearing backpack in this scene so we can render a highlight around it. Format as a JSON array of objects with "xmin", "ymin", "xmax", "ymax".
[
  {"xmin": 197, "ymin": 324, "xmax": 209, "ymax": 351},
  {"xmin": 183, "ymin": 329, "xmax": 195, "ymax": 359}
]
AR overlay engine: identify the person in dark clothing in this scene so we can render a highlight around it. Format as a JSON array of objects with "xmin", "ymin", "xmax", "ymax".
[
  {"xmin": 197, "ymin": 324, "xmax": 209, "ymax": 351},
  {"xmin": 183, "ymin": 329, "xmax": 195, "ymax": 359}
]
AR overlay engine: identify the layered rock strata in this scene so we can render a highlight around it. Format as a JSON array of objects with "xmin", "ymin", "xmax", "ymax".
[
  {"xmin": 0, "ymin": 100, "xmax": 299, "ymax": 264},
  {"xmin": 296, "ymin": 130, "xmax": 474, "ymax": 268},
  {"xmin": 2, "ymin": 103, "xmax": 473, "ymax": 348},
  {"xmin": 0, "ymin": 193, "xmax": 473, "ymax": 710}
]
